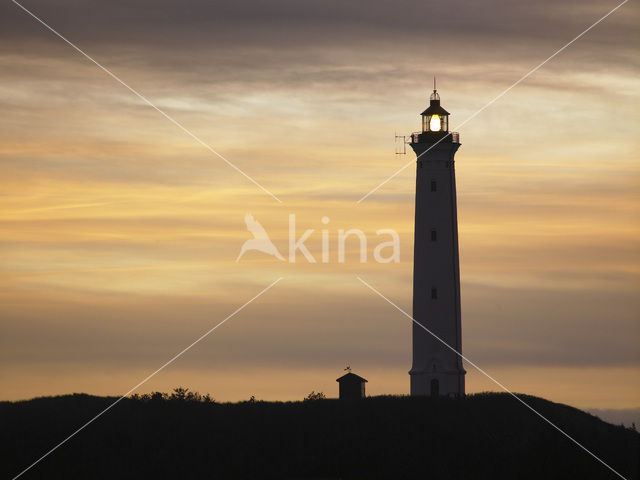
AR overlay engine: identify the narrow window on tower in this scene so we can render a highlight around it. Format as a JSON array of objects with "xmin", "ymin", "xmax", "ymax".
[
  {"xmin": 431, "ymin": 287, "xmax": 438, "ymax": 299},
  {"xmin": 431, "ymin": 229, "xmax": 437, "ymax": 242},
  {"xmin": 430, "ymin": 179, "xmax": 437, "ymax": 192}
]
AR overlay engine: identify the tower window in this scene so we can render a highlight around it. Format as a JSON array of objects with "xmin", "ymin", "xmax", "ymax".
[
  {"xmin": 431, "ymin": 287, "xmax": 438, "ymax": 299},
  {"xmin": 430, "ymin": 180, "xmax": 437, "ymax": 192},
  {"xmin": 431, "ymin": 229, "xmax": 437, "ymax": 242}
]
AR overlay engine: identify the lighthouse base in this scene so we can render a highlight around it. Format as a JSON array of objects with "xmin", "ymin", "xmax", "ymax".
[{"xmin": 409, "ymin": 369, "xmax": 466, "ymax": 397}]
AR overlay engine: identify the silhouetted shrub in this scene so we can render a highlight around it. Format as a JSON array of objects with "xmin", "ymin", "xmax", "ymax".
[{"xmin": 304, "ymin": 390, "xmax": 326, "ymax": 401}]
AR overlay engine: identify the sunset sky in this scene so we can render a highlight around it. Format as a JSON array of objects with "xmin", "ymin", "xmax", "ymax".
[{"xmin": 1, "ymin": 0, "xmax": 638, "ymax": 420}]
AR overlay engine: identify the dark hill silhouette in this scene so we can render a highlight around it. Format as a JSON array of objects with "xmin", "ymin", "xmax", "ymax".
[{"xmin": 1, "ymin": 391, "xmax": 638, "ymax": 479}]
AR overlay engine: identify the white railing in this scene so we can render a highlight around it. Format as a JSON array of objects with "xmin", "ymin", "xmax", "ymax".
[{"xmin": 410, "ymin": 131, "xmax": 460, "ymax": 144}]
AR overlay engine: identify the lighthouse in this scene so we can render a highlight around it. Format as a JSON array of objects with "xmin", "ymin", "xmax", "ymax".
[{"xmin": 409, "ymin": 86, "xmax": 466, "ymax": 397}]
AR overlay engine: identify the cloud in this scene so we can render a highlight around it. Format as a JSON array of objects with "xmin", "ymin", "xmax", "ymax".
[
  {"xmin": 1, "ymin": 0, "xmax": 638, "ymax": 407},
  {"xmin": 2, "ymin": 0, "xmax": 638, "ymax": 92}
]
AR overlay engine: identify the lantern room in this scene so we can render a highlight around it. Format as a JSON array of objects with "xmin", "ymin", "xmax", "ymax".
[{"xmin": 421, "ymin": 89, "xmax": 450, "ymax": 133}]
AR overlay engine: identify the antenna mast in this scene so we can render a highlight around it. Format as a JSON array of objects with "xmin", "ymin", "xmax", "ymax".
[{"xmin": 395, "ymin": 132, "xmax": 408, "ymax": 155}]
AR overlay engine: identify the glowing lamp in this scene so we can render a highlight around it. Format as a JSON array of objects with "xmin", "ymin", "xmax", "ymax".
[{"xmin": 429, "ymin": 114, "xmax": 441, "ymax": 131}]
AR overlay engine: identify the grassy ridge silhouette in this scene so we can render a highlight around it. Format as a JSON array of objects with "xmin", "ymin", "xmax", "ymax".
[{"xmin": 2, "ymin": 390, "xmax": 638, "ymax": 479}]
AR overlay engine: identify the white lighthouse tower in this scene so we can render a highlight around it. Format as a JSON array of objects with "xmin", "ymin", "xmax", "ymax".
[{"xmin": 409, "ymin": 86, "xmax": 466, "ymax": 397}]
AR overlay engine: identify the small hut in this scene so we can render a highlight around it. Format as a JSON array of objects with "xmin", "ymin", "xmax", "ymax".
[{"xmin": 336, "ymin": 372, "xmax": 367, "ymax": 400}]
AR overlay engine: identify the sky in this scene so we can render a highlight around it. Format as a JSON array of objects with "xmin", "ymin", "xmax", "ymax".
[{"xmin": 1, "ymin": 0, "xmax": 639, "ymax": 422}]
